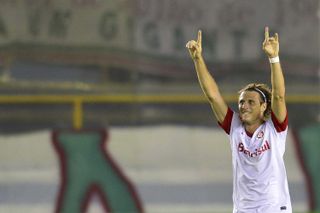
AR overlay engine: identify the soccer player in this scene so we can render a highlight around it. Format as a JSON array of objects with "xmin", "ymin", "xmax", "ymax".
[{"xmin": 186, "ymin": 27, "xmax": 292, "ymax": 213}]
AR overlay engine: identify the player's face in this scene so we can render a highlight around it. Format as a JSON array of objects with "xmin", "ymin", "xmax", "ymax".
[{"xmin": 238, "ymin": 91, "xmax": 266, "ymax": 125}]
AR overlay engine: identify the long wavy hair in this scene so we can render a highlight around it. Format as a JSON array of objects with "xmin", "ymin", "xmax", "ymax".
[{"xmin": 238, "ymin": 83, "xmax": 272, "ymax": 120}]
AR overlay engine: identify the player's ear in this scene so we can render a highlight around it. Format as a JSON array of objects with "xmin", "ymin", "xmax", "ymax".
[{"xmin": 261, "ymin": 102, "xmax": 267, "ymax": 111}]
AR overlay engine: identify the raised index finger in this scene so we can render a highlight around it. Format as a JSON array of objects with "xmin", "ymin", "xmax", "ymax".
[
  {"xmin": 197, "ymin": 30, "xmax": 202, "ymax": 45},
  {"xmin": 264, "ymin": 26, "xmax": 269, "ymax": 41}
]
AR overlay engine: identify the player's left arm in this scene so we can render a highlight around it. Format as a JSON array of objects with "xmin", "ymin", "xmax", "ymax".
[{"xmin": 262, "ymin": 27, "xmax": 287, "ymax": 122}]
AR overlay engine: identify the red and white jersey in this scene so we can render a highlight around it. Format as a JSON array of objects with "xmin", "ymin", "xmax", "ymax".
[{"xmin": 219, "ymin": 108, "xmax": 292, "ymax": 213}]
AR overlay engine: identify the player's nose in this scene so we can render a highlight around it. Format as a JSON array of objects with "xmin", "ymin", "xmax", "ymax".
[{"xmin": 239, "ymin": 102, "xmax": 248, "ymax": 109}]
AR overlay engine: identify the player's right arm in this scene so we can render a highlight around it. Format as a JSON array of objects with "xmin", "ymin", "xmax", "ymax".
[{"xmin": 186, "ymin": 30, "xmax": 228, "ymax": 123}]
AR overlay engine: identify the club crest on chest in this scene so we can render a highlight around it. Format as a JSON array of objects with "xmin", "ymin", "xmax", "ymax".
[{"xmin": 257, "ymin": 130, "xmax": 264, "ymax": 139}]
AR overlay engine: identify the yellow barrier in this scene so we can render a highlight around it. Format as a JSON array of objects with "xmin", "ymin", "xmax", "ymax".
[{"xmin": 0, "ymin": 94, "xmax": 319, "ymax": 129}]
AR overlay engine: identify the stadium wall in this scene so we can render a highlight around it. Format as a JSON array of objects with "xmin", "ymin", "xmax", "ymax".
[{"xmin": 0, "ymin": 126, "xmax": 308, "ymax": 213}]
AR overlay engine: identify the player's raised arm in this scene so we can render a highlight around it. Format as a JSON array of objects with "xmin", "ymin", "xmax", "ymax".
[
  {"xmin": 262, "ymin": 27, "xmax": 287, "ymax": 123},
  {"xmin": 186, "ymin": 30, "xmax": 228, "ymax": 123}
]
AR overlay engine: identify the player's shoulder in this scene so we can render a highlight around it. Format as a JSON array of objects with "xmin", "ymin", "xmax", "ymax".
[
  {"xmin": 264, "ymin": 117, "xmax": 288, "ymax": 140},
  {"xmin": 269, "ymin": 111, "xmax": 289, "ymax": 133},
  {"xmin": 228, "ymin": 110, "xmax": 242, "ymax": 128}
]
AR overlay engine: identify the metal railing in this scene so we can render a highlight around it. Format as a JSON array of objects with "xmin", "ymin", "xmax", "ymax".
[{"xmin": 0, "ymin": 94, "xmax": 319, "ymax": 129}]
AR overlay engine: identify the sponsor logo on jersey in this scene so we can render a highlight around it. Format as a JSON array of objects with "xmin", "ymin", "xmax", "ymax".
[
  {"xmin": 257, "ymin": 130, "xmax": 264, "ymax": 139},
  {"xmin": 238, "ymin": 141, "xmax": 270, "ymax": 157}
]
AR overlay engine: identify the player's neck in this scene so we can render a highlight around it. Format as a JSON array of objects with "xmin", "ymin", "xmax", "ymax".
[{"xmin": 244, "ymin": 120, "xmax": 264, "ymax": 135}]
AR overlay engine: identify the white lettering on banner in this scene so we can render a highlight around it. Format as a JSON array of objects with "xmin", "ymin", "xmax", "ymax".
[
  {"xmin": 131, "ymin": 0, "xmax": 202, "ymax": 24},
  {"xmin": 72, "ymin": 0, "xmax": 100, "ymax": 7},
  {"xmin": 0, "ymin": 0, "xmax": 318, "ymax": 60}
]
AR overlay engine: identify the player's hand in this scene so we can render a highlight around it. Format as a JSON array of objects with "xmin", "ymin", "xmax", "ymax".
[
  {"xmin": 262, "ymin": 27, "xmax": 279, "ymax": 58},
  {"xmin": 186, "ymin": 30, "xmax": 202, "ymax": 60}
]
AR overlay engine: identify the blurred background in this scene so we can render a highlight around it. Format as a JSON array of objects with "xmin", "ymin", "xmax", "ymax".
[{"xmin": 0, "ymin": 0, "xmax": 319, "ymax": 212}]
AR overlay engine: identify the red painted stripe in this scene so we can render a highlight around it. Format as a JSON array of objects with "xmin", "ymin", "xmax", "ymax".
[{"xmin": 291, "ymin": 129, "xmax": 315, "ymax": 211}]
